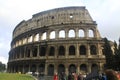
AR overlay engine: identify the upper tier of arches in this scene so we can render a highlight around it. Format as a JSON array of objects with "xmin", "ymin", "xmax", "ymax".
[{"xmin": 12, "ymin": 27, "xmax": 101, "ymax": 49}]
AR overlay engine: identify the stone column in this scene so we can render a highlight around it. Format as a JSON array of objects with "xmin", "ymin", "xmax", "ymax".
[
  {"xmin": 30, "ymin": 47, "xmax": 32, "ymax": 58},
  {"xmin": 45, "ymin": 63, "xmax": 48, "ymax": 76},
  {"xmin": 36, "ymin": 64, "xmax": 39, "ymax": 72},
  {"xmin": 54, "ymin": 63, "xmax": 57, "ymax": 74},
  {"xmin": 39, "ymin": 33, "xmax": 42, "ymax": 41},
  {"xmin": 76, "ymin": 44, "xmax": 79, "ymax": 58},
  {"xmin": 55, "ymin": 46, "xmax": 58, "ymax": 58},
  {"xmin": 28, "ymin": 64, "xmax": 30, "ymax": 72},
  {"xmin": 65, "ymin": 45, "xmax": 68, "ymax": 58},
  {"xmin": 87, "ymin": 63, "xmax": 91, "ymax": 73},
  {"xmin": 85, "ymin": 29, "xmax": 88, "ymax": 38},
  {"xmin": 47, "ymin": 31, "xmax": 49, "ymax": 40},
  {"xmin": 65, "ymin": 29, "xmax": 68, "ymax": 39},
  {"xmin": 65, "ymin": 64, "xmax": 69, "ymax": 75},
  {"xmin": 87, "ymin": 45, "xmax": 90, "ymax": 57},
  {"xmin": 77, "ymin": 64, "xmax": 80, "ymax": 74},
  {"xmin": 22, "ymin": 65, "xmax": 25, "ymax": 73},
  {"xmin": 46, "ymin": 46, "xmax": 49, "ymax": 59},
  {"xmin": 55, "ymin": 30, "xmax": 59, "ymax": 39},
  {"xmin": 75, "ymin": 28, "xmax": 79, "ymax": 38},
  {"xmin": 37, "ymin": 45, "xmax": 39, "ymax": 57}
]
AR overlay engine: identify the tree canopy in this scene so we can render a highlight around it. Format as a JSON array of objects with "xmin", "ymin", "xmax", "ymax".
[{"xmin": 0, "ymin": 62, "xmax": 6, "ymax": 72}]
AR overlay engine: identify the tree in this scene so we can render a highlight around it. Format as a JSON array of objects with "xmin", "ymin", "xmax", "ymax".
[
  {"xmin": 113, "ymin": 41, "xmax": 119, "ymax": 70},
  {"xmin": 103, "ymin": 38, "xmax": 115, "ymax": 69},
  {"xmin": 114, "ymin": 38, "xmax": 120, "ymax": 70},
  {"xmin": 0, "ymin": 61, "xmax": 6, "ymax": 72}
]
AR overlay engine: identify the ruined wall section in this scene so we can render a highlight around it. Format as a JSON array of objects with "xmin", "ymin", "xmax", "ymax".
[{"xmin": 13, "ymin": 7, "xmax": 96, "ymax": 39}]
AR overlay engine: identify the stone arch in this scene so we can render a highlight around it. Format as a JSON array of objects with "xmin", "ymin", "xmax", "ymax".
[
  {"xmin": 48, "ymin": 64, "xmax": 54, "ymax": 76},
  {"xmin": 28, "ymin": 35, "xmax": 33, "ymax": 43},
  {"xmin": 69, "ymin": 64, "xmax": 76, "ymax": 73},
  {"xmin": 69, "ymin": 45, "xmax": 75, "ymax": 55},
  {"xmin": 39, "ymin": 46, "xmax": 46, "ymax": 56},
  {"xmin": 88, "ymin": 29, "xmax": 94, "ymax": 37},
  {"xmin": 41, "ymin": 32, "xmax": 47, "ymax": 40},
  {"xmin": 19, "ymin": 40, "xmax": 22, "ymax": 45},
  {"xmin": 79, "ymin": 45, "xmax": 86, "ymax": 55},
  {"xmin": 15, "ymin": 41, "xmax": 19, "ymax": 47},
  {"xmin": 79, "ymin": 29, "xmax": 85, "ymax": 37},
  {"xmin": 21, "ymin": 47, "xmax": 24, "ymax": 58},
  {"xmin": 80, "ymin": 64, "xmax": 87, "ymax": 73},
  {"xmin": 59, "ymin": 30, "xmax": 65, "ymax": 38},
  {"xmin": 26, "ymin": 48, "xmax": 30, "ymax": 57},
  {"xmin": 39, "ymin": 64, "xmax": 45, "ymax": 74},
  {"xmin": 30, "ymin": 64, "xmax": 36, "ymax": 72},
  {"xmin": 23, "ymin": 37, "xmax": 27, "ymax": 44},
  {"xmin": 24, "ymin": 64, "xmax": 29, "ymax": 73},
  {"xmin": 91, "ymin": 64, "xmax": 98, "ymax": 72},
  {"xmin": 34, "ymin": 33, "xmax": 39, "ymax": 41},
  {"xmin": 58, "ymin": 64, "xmax": 65, "ymax": 74},
  {"xmin": 50, "ymin": 31, "xmax": 55, "ymax": 39},
  {"xmin": 32, "ymin": 46, "xmax": 38, "ymax": 57},
  {"xmin": 90, "ymin": 45, "xmax": 97, "ymax": 55},
  {"xmin": 68, "ymin": 29, "xmax": 75, "ymax": 38},
  {"xmin": 58, "ymin": 46, "xmax": 65, "ymax": 56},
  {"xmin": 49, "ymin": 46, "xmax": 55, "ymax": 56}
]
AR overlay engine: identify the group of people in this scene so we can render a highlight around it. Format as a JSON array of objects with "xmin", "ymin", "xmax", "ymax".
[
  {"xmin": 53, "ymin": 72, "xmax": 85, "ymax": 80},
  {"xmin": 53, "ymin": 72, "xmax": 107, "ymax": 80}
]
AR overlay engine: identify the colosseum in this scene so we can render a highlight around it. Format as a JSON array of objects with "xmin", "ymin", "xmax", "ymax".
[{"xmin": 7, "ymin": 6, "xmax": 106, "ymax": 76}]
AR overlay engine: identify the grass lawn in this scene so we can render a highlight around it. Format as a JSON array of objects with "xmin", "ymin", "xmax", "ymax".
[{"xmin": 0, "ymin": 73, "xmax": 35, "ymax": 80}]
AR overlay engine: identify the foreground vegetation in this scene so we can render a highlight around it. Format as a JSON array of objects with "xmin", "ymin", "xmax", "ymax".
[{"xmin": 0, "ymin": 73, "xmax": 35, "ymax": 80}]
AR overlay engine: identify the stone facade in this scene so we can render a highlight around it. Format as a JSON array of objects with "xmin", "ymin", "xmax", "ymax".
[{"xmin": 8, "ymin": 6, "xmax": 106, "ymax": 76}]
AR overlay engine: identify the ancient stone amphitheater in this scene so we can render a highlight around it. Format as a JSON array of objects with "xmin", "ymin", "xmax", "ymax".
[{"xmin": 8, "ymin": 6, "xmax": 106, "ymax": 76}]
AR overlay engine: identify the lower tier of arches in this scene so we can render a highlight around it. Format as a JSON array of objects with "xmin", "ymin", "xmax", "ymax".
[{"xmin": 7, "ymin": 59, "xmax": 106, "ymax": 76}]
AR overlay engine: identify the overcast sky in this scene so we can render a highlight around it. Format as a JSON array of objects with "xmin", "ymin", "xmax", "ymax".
[{"xmin": 0, "ymin": 0, "xmax": 120, "ymax": 64}]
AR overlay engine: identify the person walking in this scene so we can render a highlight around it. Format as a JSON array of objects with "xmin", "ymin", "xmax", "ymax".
[
  {"xmin": 77, "ymin": 73, "xmax": 83, "ymax": 80},
  {"xmin": 54, "ymin": 72, "xmax": 58, "ymax": 80}
]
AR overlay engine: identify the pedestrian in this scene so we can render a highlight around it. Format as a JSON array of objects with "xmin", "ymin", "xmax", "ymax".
[
  {"xmin": 54, "ymin": 72, "xmax": 58, "ymax": 80},
  {"xmin": 77, "ymin": 73, "xmax": 83, "ymax": 80},
  {"xmin": 101, "ymin": 73, "xmax": 107, "ymax": 80},
  {"xmin": 68, "ymin": 73, "xmax": 73, "ymax": 80}
]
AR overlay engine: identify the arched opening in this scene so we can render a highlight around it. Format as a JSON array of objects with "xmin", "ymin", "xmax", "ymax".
[
  {"xmin": 21, "ymin": 47, "xmax": 24, "ymax": 58},
  {"xmin": 24, "ymin": 65, "xmax": 29, "ymax": 73},
  {"xmin": 48, "ymin": 64, "xmax": 54, "ymax": 76},
  {"xmin": 69, "ymin": 64, "xmax": 76, "ymax": 73},
  {"xmin": 79, "ymin": 45, "xmax": 86, "ymax": 55},
  {"xmin": 89, "ymin": 29, "xmax": 94, "ymax": 37},
  {"xmin": 58, "ymin": 64, "xmax": 65, "ymax": 74},
  {"xmin": 34, "ymin": 33, "xmax": 39, "ymax": 41},
  {"xmin": 39, "ymin": 47, "xmax": 46, "ymax": 56},
  {"xmin": 41, "ymin": 32, "xmax": 47, "ymax": 40},
  {"xmin": 19, "ymin": 40, "xmax": 22, "ymax": 45},
  {"xmin": 50, "ymin": 31, "xmax": 55, "ymax": 39},
  {"xmin": 79, "ymin": 29, "xmax": 85, "ymax": 37},
  {"xmin": 49, "ymin": 46, "xmax": 55, "ymax": 56},
  {"xmin": 58, "ymin": 46, "xmax": 65, "ymax": 56},
  {"xmin": 23, "ymin": 38, "xmax": 27, "ymax": 44},
  {"xmin": 91, "ymin": 64, "xmax": 98, "ymax": 72},
  {"xmin": 26, "ymin": 48, "xmax": 30, "ymax": 57},
  {"xmin": 59, "ymin": 30, "xmax": 65, "ymax": 38},
  {"xmin": 80, "ymin": 64, "xmax": 87, "ymax": 73},
  {"xmin": 68, "ymin": 29, "xmax": 75, "ymax": 38},
  {"xmin": 90, "ymin": 45, "xmax": 97, "ymax": 55},
  {"xmin": 39, "ymin": 64, "xmax": 45, "ymax": 75},
  {"xmin": 32, "ymin": 46, "xmax": 38, "ymax": 57},
  {"xmin": 30, "ymin": 65, "xmax": 36, "ymax": 72},
  {"xmin": 28, "ymin": 35, "xmax": 33, "ymax": 43},
  {"xmin": 69, "ymin": 45, "xmax": 75, "ymax": 55}
]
